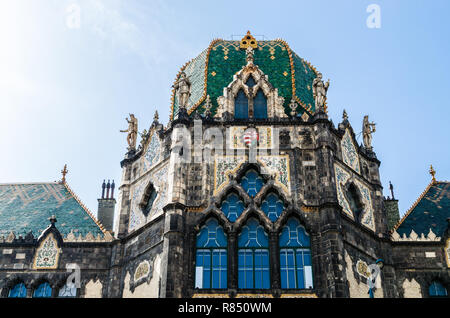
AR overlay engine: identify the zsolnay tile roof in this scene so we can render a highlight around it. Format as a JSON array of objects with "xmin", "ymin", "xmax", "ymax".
[
  {"xmin": 394, "ymin": 181, "xmax": 450, "ymax": 238},
  {"xmin": 0, "ymin": 182, "xmax": 106, "ymax": 239},
  {"xmin": 170, "ymin": 36, "xmax": 320, "ymax": 120}
]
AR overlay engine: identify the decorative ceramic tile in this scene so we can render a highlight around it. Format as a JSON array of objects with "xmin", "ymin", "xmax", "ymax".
[
  {"xmin": 356, "ymin": 260, "xmax": 370, "ymax": 278},
  {"xmin": 230, "ymin": 126, "xmax": 272, "ymax": 149},
  {"xmin": 341, "ymin": 129, "xmax": 361, "ymax": 173},
  {"xmin": 214, "ymin": 156, "xmax": 247, "ymax": 194},
  {"xmin": 334, "ymin": 164, "xmax": 353, "ymax": 218},
  {"xmin": 257, "ymin": 155, "xmax": 290, "ymax": 194},
  {"xmin": 33, "ymin": 233, "xmax": 60, "ymax": 269},
  {"xmin": 354, "ymin": 179, "xmax": 375, "ymax": 231},
  {"xmin": 128, "ymin": 163, "xmax": 169, "ymax": 233},
  {"xmin": 134, "ymin": 260, "xmax": 150, "ymax": 283},
  {"xmin": 143, "ymin": 130, "xmax": 161, "ymax": 172}
]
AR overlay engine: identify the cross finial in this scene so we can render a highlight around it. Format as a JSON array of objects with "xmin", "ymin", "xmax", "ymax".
[
  {"xmin": 154, "ymin": 110, "xmax": 159, "ymax": 122},
  {"xmin": 343, "ymin": 109, "xmax": 348, "ymax": 121},
  {"xmin": 61, "ymin": 164, "xmax": 68, "ymax": 183},
  {"xmin": 429, "ymin": 165, "xmax": 436, "ymax": 183}
]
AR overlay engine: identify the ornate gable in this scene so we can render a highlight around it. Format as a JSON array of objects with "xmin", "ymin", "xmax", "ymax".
[{"xmin": 33, "ymin": 232, "xmax": 61, "ymax": 270}]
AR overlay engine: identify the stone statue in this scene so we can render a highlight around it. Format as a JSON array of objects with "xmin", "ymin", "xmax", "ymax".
[
  {"xmin": 139, "ymin": 129, "xmax": 148, "ymax": 150},
  {"xmin": 312, "ymin": 73, "xmax": 330, "ymax": 112},
  {"xmin": 289, "ymin": 99, "xmax": 298, "ymax": 117},
  {"xmin": 120, "ymin": 114, "xmax": 138, "ymax": 151},
  {"xmin": 362, "ymin": 115, "xmax": 376, "ymax": 150},
  {"xmin": 173, "ymin": 72, "xmax": 191, "ymax": 109}
]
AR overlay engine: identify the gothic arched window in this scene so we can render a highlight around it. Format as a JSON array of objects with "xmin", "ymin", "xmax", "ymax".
[
  {"xmin": 33, "ymin": 282, "xmax": 52, "ymax": 298},
  {"xmin": 221, "ymin": 193, "xmax": 245, "ymax": 222},
  {"xmin": 346, "ymin": 184, "xmax": 364, "ymax": 221},
  {"xmin": 246, "ymin": 76, "xmax": 256, "ymax": 88},
  {"xmin": 261, "ymin": 193, "xmax": 284, "ymax": 222},
  {"xmin": 195, "ymin": 219, "xmax": 228, "ymax": 289},
  {"xmin": 279, "ymin": 218, "xmax": 313, "ymax": 289},
  {"xmin": 254, "ymin": 89, "xmax": 268, "ymax": 119},
  {"xmin": 140, "ymin": 184, "xmax": 158, "ymax": 217},
  {"xmin": 240, "ymin": 170, "xmax": 264, "ymax": 197},
  {"xmin": 8, "ymin": 283, "xmax": 27, "ymax": 298},
  {"xmin": 238, "ymin": 218, "xmax": 270, "ymax": 289},
  {"xmin": 235, "ymin": 90, "xmax": 249, "ymax": 119},
  {"xmin": 429, "ymin": 281, "xmax": 448, "ymax": 297}
]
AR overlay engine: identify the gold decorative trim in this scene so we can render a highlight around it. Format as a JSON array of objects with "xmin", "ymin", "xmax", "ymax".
[
  {"xmin": 192, "ymin": 293, "xmax": 230, "ymax": 298},
  {"xmin": 170, "ymin": 39, "xmax": 222, "ymax": 120},
  {"xmin": 445, "ymin": 238, "xmax": 450, "ymax": 268},
  {"xmin": 280, "ymin": 293, "xmax": 318, "ymax": 298},
  {"xmin": 302, "ymin": 206, "xmax": 319, "ymax": 213}
]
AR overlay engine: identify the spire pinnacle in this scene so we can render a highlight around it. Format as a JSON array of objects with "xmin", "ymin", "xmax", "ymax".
[
  {"xmin": 429, "ymin": 165, "xmax": 437, "ymax": 183},
  {"xmin": 61, "ymin": 164, "xmax": 68, "ymax": 183}
]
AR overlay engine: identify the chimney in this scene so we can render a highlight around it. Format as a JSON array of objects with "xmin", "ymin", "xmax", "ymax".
[{"xmin": 97, "ymin": 179, "xmax": 116, "ymax": 233}]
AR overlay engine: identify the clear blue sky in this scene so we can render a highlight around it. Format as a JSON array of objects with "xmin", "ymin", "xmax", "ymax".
[{"xmin": 1, "ymin": 0, "xmax": 449, "ymax": 218}]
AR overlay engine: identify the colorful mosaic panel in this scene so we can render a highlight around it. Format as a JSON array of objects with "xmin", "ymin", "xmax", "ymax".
[
  {"xmin": 143, "ymin": 130, "xmax": 161, "ymax": 171},
  {"xmin": 214, "ymin": 156, "xmax": 247, "ymax": 194},
  {"xmin": 341, "ymin": 129, "xmax": 360, "ymax": 173},
  {"xmin": 129, "ymin": 163, "xmax": 169, "ymax": 233},
  {"xmin": 356, "ymin": 260, "xmax": 371, "ymax": 278},
  {"xmin": 446, "ymin": 239, "xmax": 450, "ymax": 268},
  {"xmin": 257, "ymin": 155, "xmax": 290, "ymax": 194},
  {"xmin": 354, "ymin": 179, "xmax": 375, "ymax": 231},
  {"xmin": 33, "ymin": 233, "xmax": 60, "ymax": 269},
  {"xmin": 230, "ymin": 127, "xmax": 273, "ymax": 149},
  {"xmin": 0, "ymin": 183, "xmax": 104, "ymax": 238}
]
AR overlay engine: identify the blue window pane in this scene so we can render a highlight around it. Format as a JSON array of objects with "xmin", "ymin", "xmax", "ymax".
[
  {"xmin": 238, "ymin": 249, "xmax": 254, "ymax": 289},
  {"xmin": 297, "ymin": 268, "xmax": 305, "ymax": 289},
  {"xmin": 221, "ymin": 194, "xmax": 245, "ymax": 222},
  {"xmin": 254, "ymin": 90, "xmax": 268, "ymax": 119},
  {"xmin": 9, "ymin": 283, "xmax": 27, "ymax": 298},
  {"xmin": 240, "ymin": 170, "xmax": 264, "ymax": 197},
  {"xmin": 261, "ymin": 193, "xmax": 284, "ymax": 222},
  {"xmin": 33, "ymin": 282, "xmax": 52, "ymax": 298},
  {"xmin": 429, "ymin": 282, "xmax": 448, "ymax": 297},
  {"xmin": 246, "ymin": 76, "xmax": 256, "ymax": 88},
  {"xmin": 279, "ymin": 218, "xmax": 310, "ymax": 247},
  {"xmin": 235, "ymin": 90, "xmax": 248, "ymax": 119},
  {"xmin": 143, "ymin": 189, "xmax": 157, "ymax": 217}
]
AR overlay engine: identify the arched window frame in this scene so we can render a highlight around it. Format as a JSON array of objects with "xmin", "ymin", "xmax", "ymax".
[
  {"xmin": 344, "ymin": 183, "xmax": 365, "ymax": 222},
  {"xmin": 195, "ymin": 218, "xmax": 228, "ymax": 290},
  {"xmin": 261, "ymin": 192, "xmax": 284, "ymax": 222},
  {"xmin": 429, "ymin": 281, "xmax": 448, "ymax": 298},
  {"xmin": 240, "ymin": 169, "xmax": 265, "ymax": 198},
  {"xmin": 221, "ymin": 192, "xmax": 246, "ymax": 222},
  {"xmin": 237, "ymin": 217, "xmax": 271, "ymax": 290},
  {"xmin": 139, "ymin": 183, "xmax": 158, "ymax": 218},
  {"xmin": 279, "ymin": 218, "xmax": 313, "ymax": 290},
  {"xmin": 33, "ymin": 282, "xmax": 52, "ymax": 298},
  {"xmin": 8, "ymin": 282, "xmax": 27, "ymax": 298}
]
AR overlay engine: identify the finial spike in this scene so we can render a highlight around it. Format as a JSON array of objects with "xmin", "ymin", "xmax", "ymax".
[
  {"xmin": 343, "ymin": 109, "xmax": 348, "ymax": 121},
  {"xmin": 61, "ymin": 164, "xmax": 68, "ymax": 183},
  {"xmin": 429, "ymin": 165, "xmax": 437, "ymax": 183}
]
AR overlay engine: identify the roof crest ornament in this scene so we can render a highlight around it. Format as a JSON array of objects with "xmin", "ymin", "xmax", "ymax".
[
  {"xmin": 61, "ymin": 164, "xmax": 68, "ymax": 183},
  {"xmin": 240, "ymin": 31, "xmax": 258, "ymax": 50},
  {"xmin": 429, "ymin": 165, "xmax": 437, "ymax": 183}
]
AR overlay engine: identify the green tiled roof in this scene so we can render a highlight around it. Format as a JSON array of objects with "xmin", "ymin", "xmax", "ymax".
[
  {"xmin": 171, "ymin": 38, "xmax": 319, "ymax": 119},
  {"xmin": 396, "ymin": 182, "xmax": 450, "ymax": 237},
  {"xmin": 0, "ymin": 183, "xmax": 105, "ymax": 239}
]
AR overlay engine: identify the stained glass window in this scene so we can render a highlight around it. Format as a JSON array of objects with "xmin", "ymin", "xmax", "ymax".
[
  {"xmin": 279, "ymin": 218, "xmax": 313, "ymax": 289},
  {"xmin": 195, "ymin": 219, "xmax": 227, "ymax": 289},
  {"xmin": 429, "ymin": 281, "xmax": 448, "ymax": 297},
  {"xmin": 238, "ymin": 218, "xmax": 270, "ymax": 289},
  {"xmin": 221, "ymin": 193, "xmax": 245, "ymax": 222},
  {"xmin": 261, "ymin": 193, "xmax": 284, "ymax": 222},
  {"xmin": 33, "ymin": 282, "xmax": 52, "ymax": 298},
  {"xmin": 8, "ymin": 283, "xmax": 27, "ymax": 298},
  {"xmin": 254, "ymin": 90, "xmax": 268, "ymax": 119},
  {"xmin": 240, "ymin": 170, "xmax": 264, "ymax": 197},
  {"xmin": 58, "ymin": 284, "xmax": 77, "ymax": 298},
  {"xmin": 235, "ymin": 90, "xmax": 249, "ymax": 119}
]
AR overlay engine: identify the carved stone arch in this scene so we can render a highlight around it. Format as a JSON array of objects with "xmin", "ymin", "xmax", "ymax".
[
  {"xmin": 420, "ymin": 273, "xmax": 450, "ymax": 298},
  {"xmin": 254, "ymin": 182, "xmax": 290, "ymax": 207},
  {"xmin": 274, "ymin": 206, "xmax": 313, "ymax": 235},
  {"xmin": 194, "ymin": 206, "xmax": 231, "ymax": 234},
  {"xmin": 215, "ymin": 63, "xmax": 287, "ymax": 119},
  {"xmin": 342, "ymin": 179, "xmax": 366, "ymax": 223},
  {"xmin": 214, "ymin": 181, "xmax": 250, "ymax": 208},
  {"xmin": 2, "ymin": 275, "xmax": 27, "ymax": 296},
  {"xmin": 235, "ymin": 162, "xmax": 271, "ymax": 185},
  {"xmin": 233, "ymin": 204, "xmax": 273, "ymax": 233}
]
